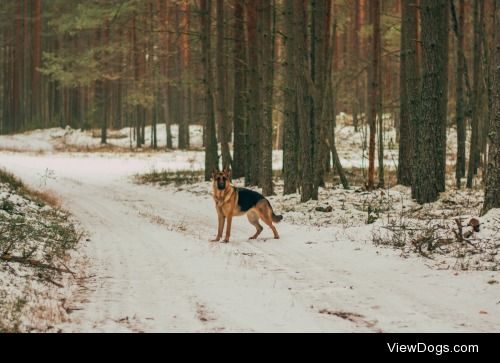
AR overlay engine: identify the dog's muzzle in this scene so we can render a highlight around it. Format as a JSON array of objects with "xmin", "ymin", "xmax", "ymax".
[{"xmin": 217, "ymin": 182, "xmax": 226, "ymax": 190}]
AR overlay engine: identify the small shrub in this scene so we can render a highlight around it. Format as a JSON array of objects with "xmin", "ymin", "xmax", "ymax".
[
  {"xmin": 1, "ymin": 199, "xmax": 15, "ymax": 214},
  {"xmin": 0, "ymin": 169, "xmax": 24, "ymax": 191}
]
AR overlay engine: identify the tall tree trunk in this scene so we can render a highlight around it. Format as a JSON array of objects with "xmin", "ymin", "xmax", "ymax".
[
  {"xmin": 131, "ymin": 15, "xmax": 142, "ymax": 148},
  {"xmin": 22, "ymin": 0, "xmax": 29, "ymax": 130},
  {"xmin": 201, "ymin": 0, "xmax": 219, "ymax": 180},
  {"xmin": 13, "ymin": 1, "xmax": 23, "ymax": 132},
  {"xmin": 216, "ymin": 0, "xmax": 231, "ymax": 169},
  {"xmin": 467, "ymin": 0, "xmax": 483, "ymax": 188},
  {"xmin": 100, "ymin": 22, "xmax": 110, "ymax": 145},
  {"xmin": 455, "ymin": 0, "xmax": 466, "ymax": 188},
  {"xmin": 437, "ymin": 0, "xmax": 449, "ymax": 193},
  {"xmin": 259, "ymin": 0, "xmax": 274, "ymax": 196},
  {"xmin": 149, "ymin": 1, "xmax": 158, "ymax": 150},
  {"xmin": 482, "ymin": 0, "xmax": 500, "ymax": 214},
  {"xmin": 232, "ymin": 0, "xmax": 247, "ymax": 179},
  {"xmin": 158, "ymin": 0, "xmax": 173, "ymax": 150},
  {"xmin": 2, "ymin": 25, "xmax": 8, "ymax": 132},
  {"xmin": 292, "ymin": 0, "xmax": 314, "ymax": 202},
  {"xmin": 478, "ymin": 0, "xmax": 489, "ymax": 168},
  {"xmin": 375, "ymin": 0, "xmax": 384, "ymax": 188},
  {"xmin": 327, "ymin": 8, "xmax": 349, "ymax": 190},
  {"xmin": 311, "ymin": 0, "xmax": 329, "ymax": 199},
  {"xmin": 413, "ymin": 0, "xmax": 449, "ymax": 203},
  {"xmin": 367, "ymin": 0, "xmax": 380, "ymax": 191},
  {"xmin": 178, "ymin": 0, "xmax": 190, "ymax": 149},
  {"xmin": 409, "ymin": 0, "xmax": 421, "ymax": 198},
  {"xmin": 352, "ymin": 0, "xmax": 361, "ymax": 132},
  {"xmin": 32, "ymin": 0, "xmax": 42, "ymax": 126},
  {"xmin": 398, "ymin": 0, "xmax": 417, "ymax": 186},
  {"xmin": 283, "ymin": 0, "xmax": 299, "ymax": 195},
  {"xmin": 167, "ymin": 3, "xmax": 179, "ymax": 148},
  {"xmin": 245, "ymin": 1, "xmax": 261, "ymax": 186}
]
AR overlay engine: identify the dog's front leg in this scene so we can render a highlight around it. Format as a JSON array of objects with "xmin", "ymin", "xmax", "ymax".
[
  {"xmin": 224, "ymin": 214, "xmax": 233, "ymax": 243},
  {"xmin": 212, "ymin": 212, "xmax": 225, "ymax": 242}
]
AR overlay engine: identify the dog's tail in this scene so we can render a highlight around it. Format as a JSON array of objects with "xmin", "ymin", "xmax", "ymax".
[
  {"xmin": 267, "ymin": 199, "xmax": 283, "ymax": 223},
  {"xmin": 272, "ymin": 212, "xmax": 283, "ymax": 223}
]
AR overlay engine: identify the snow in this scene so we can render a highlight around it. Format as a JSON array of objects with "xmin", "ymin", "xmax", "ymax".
[
  {"xmin": 0, "ymin": 116, "xmax": 494, "ymax": 332},
  {"xmin": 0, "ymin": 181, "xmax": 79, "ymax": 332},
  {"xmin": 169, "ymin": 178, "xmax": 499, "ymax": 271},
  {"xmin": 0, "ymin": 151, "xmax": 498, "ymax": 332},
  {"xmin": 0, "ymin": 260, "xmax": 75, "ymax": 332},
  {"xmin": 0, "ymin": 124, "xmax": 204, "ymax": 152},
  {"xmin": 0, "ymin": 118, "xmax": 470, "ymax": 175}
]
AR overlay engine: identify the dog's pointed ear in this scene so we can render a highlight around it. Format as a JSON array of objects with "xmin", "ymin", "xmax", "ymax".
[
  {"xmin": 211, "ymin": 168, "xmax": 218, "ymax": 179},
  {"xmin": 223, "ymin": 168, "xmax": 231, "ymax": 180}
]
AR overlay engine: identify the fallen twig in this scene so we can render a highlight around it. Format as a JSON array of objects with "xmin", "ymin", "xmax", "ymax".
[
  {"xmin": 38, "ymin": 273, "xmax": 64, "ymax": 288},
  {"xmin": 1, "ymin": 254, "xmax": 74, "ymax": 274}
]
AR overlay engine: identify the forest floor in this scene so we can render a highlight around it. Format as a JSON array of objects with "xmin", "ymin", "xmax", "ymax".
[{"xmin": 0, "ymin": 145, "xmax": 498, "ymax": 332}]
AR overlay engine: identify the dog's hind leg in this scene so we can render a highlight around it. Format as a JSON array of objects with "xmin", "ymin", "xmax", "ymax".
[
  {"xmin": 247, "ymin": 211, "xmax": 263, "ymax": 239},
  {"xmin": 259, "ymin": 210, "xmax": 280, "ymax": 239},
  {"xmin": 255, "ymin": 200, "xmax": 280, "ymax": 239}
]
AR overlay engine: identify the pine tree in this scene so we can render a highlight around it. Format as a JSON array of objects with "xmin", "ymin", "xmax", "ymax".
[
  {"xmin": 398, "ymin": 0, "xmax": 417, "ymax": 187},
  {"xmin": 232, "ymin": 0, "xmax": 247, "ymax": 179},
  {"xmin": 367, "ymin": 0, "xmax": 380, "ymax": 191},
  {"xmin": 216, "ymin": 0, "xmax": 231, "ymax": 168},
  {"xmin": 259, "ymin": 0, "xmax": 274, "ymax": 196},
  {"xmin": 482, "ymin": 0, "xmax": 500, "ymax": 214},
  {"xmin": 282, "ymin": 0, "xmax": 299, "ymax": 195},
  {"xmin": 245, "ymin": 1, "xmax": 261, "ymax": 186},
  {"xmin": 200, "ymin": 0, "xmax": 218, "ymax": 179},
  {"xmin": 413, "ymin": 0, "xmax": 449, "ymax": 204}
]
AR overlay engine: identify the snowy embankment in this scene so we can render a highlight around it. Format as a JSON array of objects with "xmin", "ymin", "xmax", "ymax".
[
  {"xmin": 0, "ymin": 171, "xmax": 81, "ymax": 332},
  {"xmin": 0, "ymin": 152, "xmax": 498, "ymax": 332},
  {"xmin": 0, "ymin": 120, "xmax": 468, "ymax": 174}
]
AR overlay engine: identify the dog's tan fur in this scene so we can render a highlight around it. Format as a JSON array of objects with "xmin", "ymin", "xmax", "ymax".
[{"xmin": 211, "ymin": 169, "xmax": 281, "ymax": 243}]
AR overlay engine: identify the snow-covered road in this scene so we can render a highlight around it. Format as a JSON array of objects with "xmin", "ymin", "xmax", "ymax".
[{"xmin": 0, "ymin": 152, "xmax": 498, "ymax": 332}]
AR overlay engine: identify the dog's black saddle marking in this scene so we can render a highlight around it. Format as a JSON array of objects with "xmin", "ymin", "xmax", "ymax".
[{"xmin": 236, "ymin": 187, "xmax": 264, "ymax": 212}]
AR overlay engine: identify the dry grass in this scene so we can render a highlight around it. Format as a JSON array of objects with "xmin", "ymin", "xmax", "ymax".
[
  {"xmin": 29, "ymin": 190, "xmax": 61, "ymax": 208},
  {"xmin": 0, "ymin": 168, "xmax": 60, "ymax": 208},
  {"xmin": 0, "ymin": 168, "xmax": 25, "ymax": 190},
  {"xmin": 331, "ymin": 167, "xmax": 397, "ymax": 187},
  {"xmin": 90, "ymin": 129, "xmax": 128, "ymax": 139},
  {"xmin": 272, "ymin": 167, "xmax": 398, "ymax": 188},
  {"xmin": 0, "ymin": 146, "xmax": 48, "ymax": 154},
  {"xmin": 54, "ymin": 142, "xmax": 129, "ymax": 153},
  {"xmin": 0, "ymin": 142, "xmax": 162, "ymax": 154},
  {"xmin": 136, "ymin": 169, "xmax": 205, "ymax": 186},
  {"xmin": 53, "ymin": 142, "xmax": 180, "ymax": 154}
]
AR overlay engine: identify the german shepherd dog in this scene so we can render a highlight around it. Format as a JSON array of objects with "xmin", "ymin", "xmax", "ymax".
[{"xmin": 211, "ymin": 169, "xmax": 283, "ymax": 243}]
